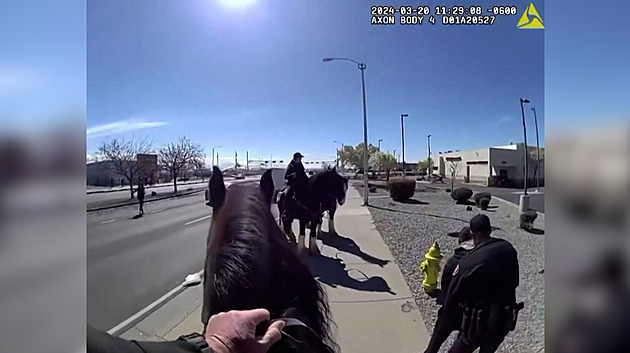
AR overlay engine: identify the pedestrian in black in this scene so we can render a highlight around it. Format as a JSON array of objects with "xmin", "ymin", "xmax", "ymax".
[
  {"xmin": 136, "ymin": 178, "xmax": 145, "ymax": 215},
  {"xmin": 423, "ymin": 226, "xmax": 475, "ymax": 353},
  {"xmin": 441, "ymin": 214, "xmax": 523, "ymax": 353}
]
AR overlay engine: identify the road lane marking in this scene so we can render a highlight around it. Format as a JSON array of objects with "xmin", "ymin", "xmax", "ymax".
[
  {"xmin": 101, "ymin": 219, "xmax": 116, "ymax": 224},
  {"xmin": 150, "ymin": 209, "xmax": 163, "ymax": 213},
  {"xmin": 184, "ymin": 215, "xmax": 212, "ymax": 226},
  {"xmin": 107, "ymin": 269, "xmax": 204, "ymax": 336}
]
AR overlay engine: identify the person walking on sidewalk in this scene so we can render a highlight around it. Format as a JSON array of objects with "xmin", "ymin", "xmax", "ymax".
[
  {"xmin": 423, "ymin": 226, "xmax": 475, "ymax": 353},
  {"xmin": 441, "ymin": 214, "xmax": 522, "ymax": 353},
  {"xmin": 136, "ymin": 178, "xmax": 145, "ymax": 216},
  {"xmin": 87, "ymin": 309, "xmax": 285, "ymax": 353}
]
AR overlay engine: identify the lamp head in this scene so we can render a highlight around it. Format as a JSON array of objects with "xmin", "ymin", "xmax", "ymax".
[
  {"xmin": 401, "ymin": 114, "xmax": 409, "ymax": 118},
  {"xmin": 322, "ymin": 58, "xmax": 333, "ymax": 62},
  {"xmin": 521, "ymin": 99, "xmax": 530, "ymax": 103}
]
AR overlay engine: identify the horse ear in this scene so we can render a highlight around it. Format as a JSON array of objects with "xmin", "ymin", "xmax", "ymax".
[
  {"xmin": 260, "ymin": 169, "xmax": 274, "ymax": 205},
  {"xmin": 208, "ymin": 166, "xmax": 226, "ymax": 210}
]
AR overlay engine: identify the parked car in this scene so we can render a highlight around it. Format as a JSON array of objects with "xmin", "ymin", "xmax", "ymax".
[
  {"xmin": 235, "ymin": 173, "xmax": 245, "ymax": 180},
  {"xmin": 428, "ymin": 174, "xmax": 443, "ymax": 182}
]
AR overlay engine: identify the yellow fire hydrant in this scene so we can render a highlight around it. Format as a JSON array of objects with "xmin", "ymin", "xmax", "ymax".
[{"xmin": 419, "ymin": 241, "xmax": 443, "ymax": 295}]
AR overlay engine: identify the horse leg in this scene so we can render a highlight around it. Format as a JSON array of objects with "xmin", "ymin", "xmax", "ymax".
[
  {"xmin": 297, "ymin": 219, "xmax": 308, "ymax": 264},
  {"xmin": 329, "ymin": 207, "xmax": 337, "ymax": 236},
  {"xmin": 309, "ymin": 220, "xmax": 320, "ymax": 255},
  {"xmin": 283, "ymin": 217, "xmax": 296, "ymax": 244}
]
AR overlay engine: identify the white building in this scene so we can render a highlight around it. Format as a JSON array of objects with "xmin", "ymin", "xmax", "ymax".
[{"xmin": 437, "ymin": 143, "xmax": 544, "ymax": 187}]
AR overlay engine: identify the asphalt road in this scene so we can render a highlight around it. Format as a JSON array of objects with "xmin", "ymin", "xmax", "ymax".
[{"xmin": 87, "ymin": 178, "xmax": 259, "ymax": 331}]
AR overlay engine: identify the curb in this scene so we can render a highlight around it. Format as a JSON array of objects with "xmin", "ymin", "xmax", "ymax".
[
  {"xmin": 87, "ymin": 189, "xmax": 204, "ymax": 213},
  {"xmin": 492, "ymin": 195, "xmax": 546, "ymax": 219}
]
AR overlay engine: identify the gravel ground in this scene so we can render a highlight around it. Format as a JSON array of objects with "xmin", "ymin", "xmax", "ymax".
[{"xmin": 360, "ymin": 184, "xmax": 545, "ymax": 353}]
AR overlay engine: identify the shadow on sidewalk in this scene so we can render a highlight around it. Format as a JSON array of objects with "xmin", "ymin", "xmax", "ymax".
[
  {"xmin": 319, "ymin": 231, "xmax": 390, "ymax": 267},
  {"xmin": 308, "ymin": 254, "xmax": 396, "ymax": 295}
]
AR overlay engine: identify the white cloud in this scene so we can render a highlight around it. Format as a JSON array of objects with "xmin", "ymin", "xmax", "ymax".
[
  {"xmin": 86, "ymin": 119, "xmax": 168, "ymax": 137},
  {"xmin": 498, "ymin": 116, "xmax": 513, "ymax": 123}
]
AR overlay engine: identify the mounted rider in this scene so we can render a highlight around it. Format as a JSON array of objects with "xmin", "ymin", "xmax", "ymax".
[{"xmin": 285, "ymin": 152, "xmax": 309, "ymax": 205}]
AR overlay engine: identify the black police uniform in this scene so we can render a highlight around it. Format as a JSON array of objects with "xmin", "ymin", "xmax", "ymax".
[
  {"xmin": 424, "ymin": 238, "xmax": 475, "ymax": 353},
  {"xmin": 284, "ymin": 159, "xmax": 308, "ymax": 201},
  {"xmin": 87, "ymin": 325, "xmax": 208, "ymax": 353},
  {"xmin": 442, "ymin": 237, "xmax": 520, "ymax": 353}
]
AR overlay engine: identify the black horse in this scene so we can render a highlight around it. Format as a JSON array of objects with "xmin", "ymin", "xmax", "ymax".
[
  {"xmin": 277, "ymin": 167, "xmax": 348, "ymax": 257},
  {"xmin": 202, "ymin": 167, "xmax": 337, "ymax": 353}
]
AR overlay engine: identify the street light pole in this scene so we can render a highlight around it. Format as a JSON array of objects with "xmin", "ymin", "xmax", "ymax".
[
  {"xmin": 427, "ymin": 134, "xmax": 432, "ymax": 175},
  {"xmin": 532, "ymin": 107, "xmax": 541, "ymax": 192},
  {"xmin": 333, "ymin": 141, "xmax": 344, "ymax": 169},
  {"xmin": 378, "ymin": 139, "xmax": 382, "ymax": 151},
  {"xmin": 520, "ymin": 99, "xmax": 530, "ymax": 195},
  {"xmin": 211, "ymin": 146, "xmax": 221, "ymax": 167},
  {"xmin": 401, "ymin": 114, "xmax": 408, "ymax": 177},
  {"xmin": 519, "ymin": 98, "xmax": 530, "ymax": 215},
  {"xmin": 324, "ymin": 57, "xmax": 370, "ymax": 206}
]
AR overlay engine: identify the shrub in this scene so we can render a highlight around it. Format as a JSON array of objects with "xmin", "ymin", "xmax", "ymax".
[
  {"xmin": 151, "ymin": 191, "xmax": 157, "ymax": 197},
  {"xmin": 479, "ymin": 197, "xmax": 491, "ymax": 210},
  {"xmin": 451, "ymin": 187, "xmax": 473, "ymax": 203},
  {"xmin": 520, "ymin": 211, "xmax": 538, "ymax": 229},
  {"xmin": 473, "ymin": 192, "xmax": 492, "ymax": 205},
  {"xmin": 445, "ymin": 188, "xmax": 452, "ymax": 193},
  {"xmin": 466, "ymin": 206, "xmax": 473, "ymax": 211},
  {"xmin": 369, "ymin": 186, "xmax": 377, "ymax": 193},
  {"xmin": 388, "ymin": 178, "xmax": 416, "ymax": 201}
]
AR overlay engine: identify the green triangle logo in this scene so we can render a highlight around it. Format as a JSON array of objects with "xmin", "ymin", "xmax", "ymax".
[{"xmin": 517, "ymin": 3, "xmax": 544, "ymax": 29}]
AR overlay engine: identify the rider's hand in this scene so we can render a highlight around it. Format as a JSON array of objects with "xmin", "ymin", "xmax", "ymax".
[{"xmin": 204, "ymin": 309, "xmax": 285, "ymax": 353}]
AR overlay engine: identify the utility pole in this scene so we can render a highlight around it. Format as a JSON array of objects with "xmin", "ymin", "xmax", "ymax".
[
  {"xmin": 427, "ymin": 134, "xmax": 432, "ymax": 176},
  {"xmin": 532, "ymin": 107, "xmax": 541, "ymax": 192},
  {"xmin": 246, "ymin": 151, "xmax": 249, "ymax": 171},
  {"xmin": 401, "ymin": 114, "xmax": 408, "ymax": 177}
]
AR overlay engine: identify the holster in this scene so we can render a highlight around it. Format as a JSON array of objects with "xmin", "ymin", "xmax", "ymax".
[{"xmin": 459, "ymin": 302, "xmax": 524, "ymax": 343}]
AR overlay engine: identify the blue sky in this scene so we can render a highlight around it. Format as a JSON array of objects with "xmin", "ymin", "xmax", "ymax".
[{"xmin": 86, "ymin": 0, "xmax": 545, "ymax": 165}]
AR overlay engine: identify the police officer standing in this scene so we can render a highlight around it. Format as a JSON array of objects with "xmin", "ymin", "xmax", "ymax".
[{"xmin": 441, "ymin": 214, "xmax": 522, "ymax": 353}]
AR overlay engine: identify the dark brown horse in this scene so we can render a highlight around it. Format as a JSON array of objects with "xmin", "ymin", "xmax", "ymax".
[
  {"xmin": 202, "ymin": 167, "xmax": 337, "ymax": 353},
  {"xmin": 277, "ymin": 167, "xmax": 348, "ymax": 256}
]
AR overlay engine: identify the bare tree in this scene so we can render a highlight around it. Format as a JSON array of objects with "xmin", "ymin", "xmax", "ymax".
[
  {"xmin": 98, "ymin": 137, "xmax": 153, "ymax": 198},
  {"xmin": 158, "ymin": 137, "xmax": 205, "ymax": 193},
  {"xmin": 446, "ymin": 157, "xmax": 462, "ymax": 191},
  {"xmin": 191, "ymin": 156, "xmax": 207, "ymax": 182}
]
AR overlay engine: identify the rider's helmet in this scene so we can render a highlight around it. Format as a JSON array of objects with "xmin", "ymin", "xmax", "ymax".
[{"xmin": 293, "ymin": 152, "xmax": 304, "ymax": 161}]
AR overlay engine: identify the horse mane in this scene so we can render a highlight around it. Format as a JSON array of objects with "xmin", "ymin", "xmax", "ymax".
[{"xmin": 207, "ymin": 183, "xmax": 338, "ymax": 353}]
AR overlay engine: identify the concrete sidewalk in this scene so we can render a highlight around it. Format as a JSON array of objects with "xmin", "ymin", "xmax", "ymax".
[{"xmin": 118, "ymin": 186, "xmax": 430, "ymax": 352}]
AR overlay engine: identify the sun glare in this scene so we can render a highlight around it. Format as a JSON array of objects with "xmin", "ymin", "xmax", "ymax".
[{"xmin": 217, "ymin": 0, "xmax": 258, "ymax": 9}]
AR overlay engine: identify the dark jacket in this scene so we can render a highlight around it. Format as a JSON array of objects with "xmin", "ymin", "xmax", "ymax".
[
  {"xmin": 441, "ymin": 239, "xmax": 474, "ymax": 295},
  {"xmin": 136, "ymin": 183, "xmax": 145, "ymax": 200},
  {"xmin": 87, "ymin": 325, "xmax": 200, "ymax": 353},
  {"xmin": 443, "ymin": 238, "xmax": 519, "ymax": 317},
  {"xmin": 285, "ymin": 160, "xmax": 307, "ymax": 185}
]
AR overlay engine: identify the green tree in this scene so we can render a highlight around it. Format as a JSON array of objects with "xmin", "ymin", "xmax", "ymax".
[
  {"xmin": 416, "ymin": 157, "xmax": 434, "ymax": 174},
  {"xmin": 375, "ymin": 152, "xmax": 397, "ymax": 181},
  {"xmin": 338, "ymin": 143, "xmax": 379, "ymax": 170}
]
